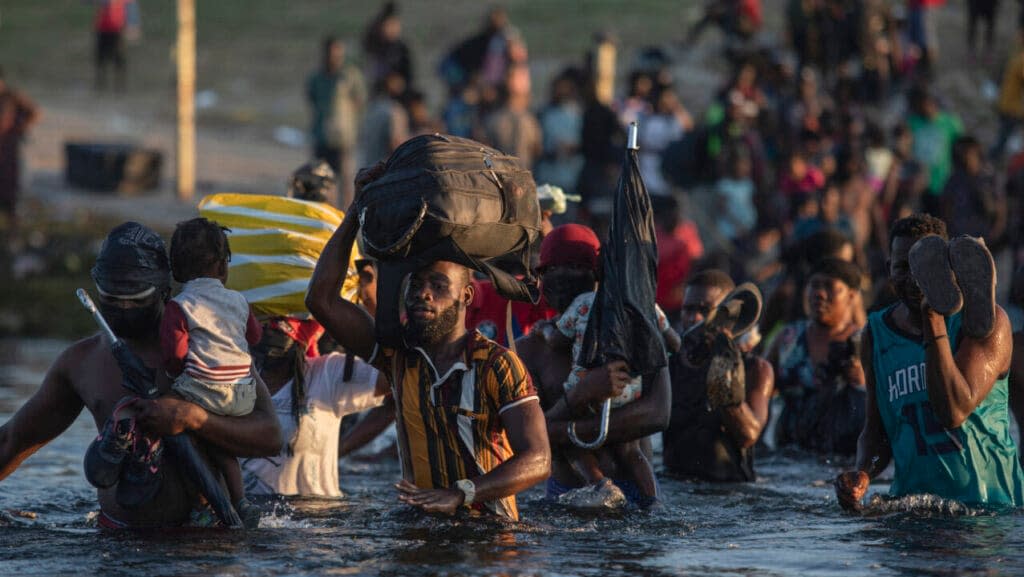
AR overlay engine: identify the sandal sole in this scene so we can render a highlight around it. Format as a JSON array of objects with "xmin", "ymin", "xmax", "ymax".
[
  {"xmin": 909, "ymin": 235, "xmax": 963, "ymax": 316},
  {"xmin": 949, "ymin": 236, "xmax": 996, "ymax": 339},
  {"xmin": 706, "ymin": 283, "xmax": 763, "ymax": 338}
]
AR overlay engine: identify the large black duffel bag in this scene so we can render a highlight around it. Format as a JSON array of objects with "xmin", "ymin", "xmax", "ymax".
[{"xmin": 356, "ymin": 134, "xmax": 542, "ymax": 346}]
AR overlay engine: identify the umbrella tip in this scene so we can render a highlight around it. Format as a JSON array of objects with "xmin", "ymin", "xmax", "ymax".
[{"xmin": 627, "ymin": 122, "xmax": 639, "ymax": 151}]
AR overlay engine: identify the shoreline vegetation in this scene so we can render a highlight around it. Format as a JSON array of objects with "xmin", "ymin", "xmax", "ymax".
[{"xmin": 1, "ymin": 202, "xmax": 172, "ymax": 338}]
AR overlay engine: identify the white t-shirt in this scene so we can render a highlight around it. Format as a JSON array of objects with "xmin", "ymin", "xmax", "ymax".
[{"xmin": 242, "ymin": 353, "xmax": 383, "ymax": 498}]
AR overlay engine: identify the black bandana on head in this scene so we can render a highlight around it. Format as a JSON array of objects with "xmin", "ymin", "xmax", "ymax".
[{"xmin": 91, "ymin": 222, "xmax": 171, "ymax": 298}]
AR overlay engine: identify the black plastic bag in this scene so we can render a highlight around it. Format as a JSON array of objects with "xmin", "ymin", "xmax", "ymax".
[{"xmin": 578, "ymin": 145, "xmax": 668, "ymax": 377}]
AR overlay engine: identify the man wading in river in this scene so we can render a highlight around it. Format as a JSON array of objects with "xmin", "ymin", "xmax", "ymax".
[
  {"xmin": 306, "ymin": 169, "xmax": 550, "ymax": 520},
  {"xmin": 0, "ymin": 222, "xmax": 282, "ymax": 528},
  {"xmin": 515, "ymin": 224, "xmax": 672, "ymax": 506},
  {"xmin": 836, "ymin": 214, "xmax": 1024, "ymax": 509},
  {"xmin": 663, "ymin": 269, "xmax": 774, "ymax": 483}
]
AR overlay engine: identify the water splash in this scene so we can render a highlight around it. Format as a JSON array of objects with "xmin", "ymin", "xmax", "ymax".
[
  {"xmin": 863, "ymin": 493, "xmax": 984, "ymax": 517},
  {"xmin": 555, "ymin": 480, "xmax": 627, "ymax": 510},
  {"xmin": 255, "ymin": 501, "xmax": 316, "ymax": 529}
]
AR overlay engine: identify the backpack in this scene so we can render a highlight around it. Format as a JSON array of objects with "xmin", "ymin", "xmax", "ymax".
[{"xmin": 356, "ymin": 134, "xmax": 541, "ymax": 346}]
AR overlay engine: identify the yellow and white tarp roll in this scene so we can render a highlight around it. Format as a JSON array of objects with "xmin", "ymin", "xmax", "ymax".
[{"xmin": 198, "ymin": 193, "xmax": 360, "ymax": 318}]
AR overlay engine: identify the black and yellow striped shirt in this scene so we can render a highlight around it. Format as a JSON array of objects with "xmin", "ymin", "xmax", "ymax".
[{"xmin": 372, "ymin": 331, "xmax": 538, "ymax": 520}]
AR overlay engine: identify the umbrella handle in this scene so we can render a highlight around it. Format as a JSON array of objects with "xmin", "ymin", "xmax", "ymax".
[
  {"xmin": 568, "ymin": 398, "xmax": 611, "ymax": 449},
  {"xmin": 76, "ymin": 289, "xmax": 119, "ymax": 344},
  {"xmin": 627, "ymin": 122, "xmax": 639, "ymax": 151}
]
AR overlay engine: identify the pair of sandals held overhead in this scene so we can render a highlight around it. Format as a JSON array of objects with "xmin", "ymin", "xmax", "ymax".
[
  {"xmin": 909, "ymin": 235, "xmax": 996, "ymax": 340},
  {"xmin": 681, "ymin": 283, "xmax": 763, "ymax": 411}
]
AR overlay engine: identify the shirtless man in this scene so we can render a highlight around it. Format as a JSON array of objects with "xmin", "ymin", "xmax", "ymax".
[
  {"xmin": 0, "ymin": 222, "xmax": 282, "ymax": 528},
  {"xmin": 836, "ymin": 214, "xmax": 1024, "ymax": 510},
  {"xmin": 663, "ymin": 269, "xmax": 774, "ymax": 482},
  {"xmin": 515, "ymin": 224, "xmax": 671, "ymax": 506}
]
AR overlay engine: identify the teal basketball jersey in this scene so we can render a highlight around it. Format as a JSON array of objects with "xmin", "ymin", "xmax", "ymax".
[{"xmin": 867, "ymin": 306, "xmax": 1023, "ymax": 508}]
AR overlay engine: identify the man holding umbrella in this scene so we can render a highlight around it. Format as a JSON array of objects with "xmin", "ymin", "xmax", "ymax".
[{"xmin": 518, "ymin": 123, "xmax": 674, "ymax": 507}]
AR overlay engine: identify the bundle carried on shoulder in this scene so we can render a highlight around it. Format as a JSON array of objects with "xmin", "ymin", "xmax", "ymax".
[
  {"xmin": 356, "ymin": 134, "xmax": 542, "ymax": 346},
  {"xmin": 198, "ymin": 193, "xmax": 361, "ymax": 318}
]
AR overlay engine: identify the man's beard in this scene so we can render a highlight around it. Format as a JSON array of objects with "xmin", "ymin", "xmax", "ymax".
[{"xmin": 405, "ymin": 300, "xmax": 462, "ymax": 346}]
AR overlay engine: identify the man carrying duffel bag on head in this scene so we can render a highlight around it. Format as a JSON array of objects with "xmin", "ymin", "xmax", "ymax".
[{"xmin": 306, "ymin": 139, "xmax": 551, "ymax": 521}]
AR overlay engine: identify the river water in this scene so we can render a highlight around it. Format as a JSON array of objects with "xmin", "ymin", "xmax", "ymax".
[{"xmin": 1, "ymin": 339, "xmax": 1023, "ymax": 577}]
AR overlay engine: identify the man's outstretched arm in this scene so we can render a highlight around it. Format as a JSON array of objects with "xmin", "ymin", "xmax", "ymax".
[
  {"xmin": 340, "ymin": 402, "xmax": 396, "ymax": 458},
  {"xmin": 0, "ymin": 344, "xmax": 85, "ymax": 480},
  {"xmin": 836, "ymin": 326, "xmax": 891, "ymax": 510},
  {"xmin": 397, "ymin": 400, "xmax": 550, "ymax": 514},
  {"xmin": 475, "ymin": 400, "xmax": 551, "ymax": 498}
]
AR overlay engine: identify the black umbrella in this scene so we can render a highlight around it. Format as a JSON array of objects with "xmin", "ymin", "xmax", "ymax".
[
  {"xmin": 77, "ymin": 289, "xmax": 244, "ymax": 529},
  {"xmin": 572, "ymin": 122, "xmax": 668, "ymax": 448}
]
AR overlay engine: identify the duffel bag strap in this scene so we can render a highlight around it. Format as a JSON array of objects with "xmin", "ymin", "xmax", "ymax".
[
  {"xmin": 472, "ymin": 257, "xmax": 540, "ymax": 304},
  {"xmin": 444, "ymin": 239, "xmax": 541, "ymax": 305},
  {"xmin": 505, "ymin": 300, "xmax": 516, "ymax": 353},
  {"xmin": 373, "ymin": 260, "xmax": 418, "ymax": 348},
  {"xmin": 359, "ymin": 199, "xmax": 429, "ymax": 257}
]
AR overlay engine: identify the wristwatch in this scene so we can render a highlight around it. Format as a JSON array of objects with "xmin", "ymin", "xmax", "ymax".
[{"xmin": 455, "ymin": 478, "xmax": 476, "ymax": 506}]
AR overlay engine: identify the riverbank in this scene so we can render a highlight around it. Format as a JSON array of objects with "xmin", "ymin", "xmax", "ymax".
[{"xmin": 3, "ymin": 1, "xmax": 1021, "ymax": 340}]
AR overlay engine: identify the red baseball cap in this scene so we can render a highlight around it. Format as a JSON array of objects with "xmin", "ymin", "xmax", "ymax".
[{"xmin": 537, "ymin": 224, "xmax": 601, "ymax": 273}]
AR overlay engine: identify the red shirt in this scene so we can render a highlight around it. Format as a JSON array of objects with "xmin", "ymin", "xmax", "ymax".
[
  {"xmin": 95, "ymin": 0, "xmax": 128, "ymax": 33},
  {"xmin": 656, "ymin": 228, "xmax": 693, "ymax": 314},
  {"xmin": 740, "ymin": 0, "xmax": 762, "ymax": 28},
  {"xmin": 780, "ymin": 167, "xmax": 825, "ymax": 198},
  {"xmin": 465, "ymin": 279, "xmax": 555, "ymax": 346}
]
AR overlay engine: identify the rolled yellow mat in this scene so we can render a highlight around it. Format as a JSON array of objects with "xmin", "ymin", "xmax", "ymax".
[{"xmin": 198, "ymin": 193, "xmax": 360, "ymax": 318}]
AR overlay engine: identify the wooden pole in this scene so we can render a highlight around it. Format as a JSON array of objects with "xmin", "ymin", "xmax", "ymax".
[
  {"xmin": 594, "ymin": 38, "xmax": 616, "ymax": 106},
  {"xmin": 176, "ymin": 0, "xmax": 195, "ymax": 201}
]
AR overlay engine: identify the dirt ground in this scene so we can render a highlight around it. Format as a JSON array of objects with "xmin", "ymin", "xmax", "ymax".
[{"xmin": 8, "ymin": 1, "xmax": 714, "ymax": 231}]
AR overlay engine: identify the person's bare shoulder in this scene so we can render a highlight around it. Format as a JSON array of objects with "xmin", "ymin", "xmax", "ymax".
[
  {"xmin": 54, "ymin": 334, "xmax": 104, "ymax": 369},
  {"xmin": 746, "ymin": 355, "xmax": 771, "ymax": 377},
  {"xmin": 515, "ymin": 327, "xmax": 567, "ymax": 409},
  {"xmin": 514, "ymin": 327, "xmax": 548, "ymax": 367},
  {"xmin": 745, "ymin": 356, "xmax": 774, "ymax": 394},
  {"xmin": 48, "ymin": 334, "xmax": 109, "ymax": 387}
]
